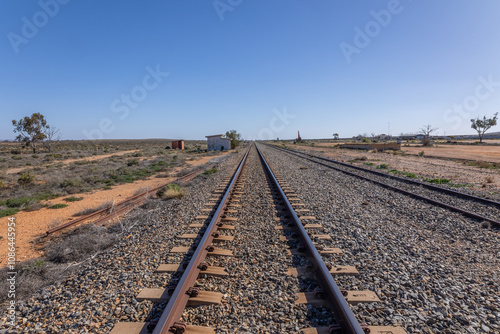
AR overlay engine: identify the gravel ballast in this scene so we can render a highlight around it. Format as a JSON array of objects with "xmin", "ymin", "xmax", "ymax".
[
  {"xmin": 0, "ymin": 151, "xmax": 243, "ymax": 333},
  {"xmin": 260, "ymin": 144, "xmax": 500, "ymax": 334},
  {"xmin": 4, "ymin": 143, "xmax": 499, "ymax": 334}
]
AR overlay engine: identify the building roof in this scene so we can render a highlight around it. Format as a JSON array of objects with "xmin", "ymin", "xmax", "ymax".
[{"xmin": 205, "ymin": 134, "xmax": 226, "ymax": 138}]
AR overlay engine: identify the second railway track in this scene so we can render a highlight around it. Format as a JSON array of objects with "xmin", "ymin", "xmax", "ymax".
[{"xmin": 267, "ymin": 144, "xmax": 500, "ymax": 228}]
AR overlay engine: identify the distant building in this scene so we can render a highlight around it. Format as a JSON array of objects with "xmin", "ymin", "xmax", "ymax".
[
  {"xmin": 171, "ymin": 140, "xmax": 184, "ymax": 150},
  {"xmin": 206, "ymin": 134, "xmax": 231, "ymax": 151}
]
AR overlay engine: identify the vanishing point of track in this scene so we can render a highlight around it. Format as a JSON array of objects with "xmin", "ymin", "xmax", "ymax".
[{"xmin": 110, "ymin": 144, "xmax": 404, "ymax": 334}]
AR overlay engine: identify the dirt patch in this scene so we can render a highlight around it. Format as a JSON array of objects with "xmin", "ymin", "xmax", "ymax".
[
  {"xmin": 403, "ymin": 145, "xmax": 500, "ymax": 163},
  {"xmin": 185, "ymin": 152, "xmax": 230, "ymax": 166},
  {"xmin": 0, "ymin": 153, "xmax": 226, "ymax": 267}
]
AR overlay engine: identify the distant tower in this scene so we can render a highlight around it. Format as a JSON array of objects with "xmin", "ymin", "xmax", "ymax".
[{"xmin": 297, "ymin": 131, "xmax": 302, "ymax": 141}]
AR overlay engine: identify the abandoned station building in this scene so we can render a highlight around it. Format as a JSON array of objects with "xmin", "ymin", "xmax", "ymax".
[{"xmin": 206, "ymin": 134, "xmax": 231, "ymax": 151}]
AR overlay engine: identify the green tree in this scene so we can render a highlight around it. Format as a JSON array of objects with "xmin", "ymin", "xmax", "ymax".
[
  {"xmin": 471, "ymin": 113, "xmax": 498, "ymax": 143},
  {"xmin": 225, "ymin": 129, "xmax": 242, "ymax": 149},
  {"xmin": 12, "ymin": 113, "xmax": 48, "ymax": 153}
]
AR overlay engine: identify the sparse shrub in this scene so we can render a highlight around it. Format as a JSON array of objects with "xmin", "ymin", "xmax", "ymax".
[
  {"xmin": 60, "ymin": 178, "xmax": 82, "ymax": 188},
  {"xmin": 364, "ymin": 162, "xmax": 374, "ymax": 166},
  {"xmin": 18, "ymin": 172, "xmax": 35, "ymax": 186},
  {"xmin": 63, "ymin": 196, "xmax": 84, "ymax": 202},
  {"xmin": 418, "ymin": 151, "xmax": 425, "ymax": 157},
  {"xmin": 424, "ymin": 178, "xmax": 450, "ymax": 184},
  {"xmin": 10, "ymin": 149, "xmax": 22, "ymax": 155},
  {"xmin": 421, "ymin": 137, "xmax": 432, "ymax": 147},
  {"xmin": 12, "ymin": 155, "xmax": 22, "ymax": 160},
  {"xmin": 0, "ymin": 258, "xmax": 66, "ymax": 304},
  {"xmin": 485, "ymin": 176, "xmax": 495, "ymax": 184},
  {"xmin": 32, "ymin": 154, "xmax": 39, "ymax": 159},
  {"xmin": 202, "ymin": 168, "xmax": 217, "ymax": 176},
  {"xmin": 0, "ymin": 208, "xmax": 19, "ymax": 218},
  {"xmin": 157, "ymin": 183, "xmax": 185, "ymax": 200},
  {"xmin": 362, "ymin": 138, "xmax": 369, "ymax": 143},
  {"xmin": 127, "ymin": 158, "xmax": 139, "ymax": 166},
  {"xmin": 49, "ymin": 203, "xmax": 68, "ymax": 209},
  {"xmin": 46, "ymin": 225, "xmax": 116, "ymax": 263},
  {"xmin": 476, "ymin": 161, "xmax": 494, "ymax": 169},
  {"xmin": 355, "ymin": 156, "xmax": 368, "ymax": 161},
  {"xmin": 0, "ymin": 180, "xmax": 4, "ymax": 188},
  {"xmin": 376, "ymin": 164, "xmax": 388, "ymax": 169}
]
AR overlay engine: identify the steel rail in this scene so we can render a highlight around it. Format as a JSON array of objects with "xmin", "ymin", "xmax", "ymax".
[
  {"xmin": 272, "ymin": 144, "xmax": 500, "ymax": 209},
  {"xmin": 152, "ymin": 146, "xmax": 251, "ymax": 334},
  {"xmin": 256, "ymin": 144, "xmax": 365, "ymax": 334},
  {"xmin": 46, "ymin": 164, "xmax": 215, "ymax": 235},
  {"xmin": 267, "ymin": 144, "xmax": 500, "ymax": 227}
]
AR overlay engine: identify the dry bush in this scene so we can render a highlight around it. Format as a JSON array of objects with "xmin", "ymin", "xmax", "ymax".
[
  {"xmin": 485, "ymin": 176, "xmax": 495, "ymax": 184},
  {"xmin": 156, "ymin": 183, "xmax": 185, "ymax": 200},
  {"xmin": 0, "ymin": 259, "xmax": 69, "ymax": 304},
  {"xmin": 46, "ymin": 224, "xmax": 117, "ymax": 263}
]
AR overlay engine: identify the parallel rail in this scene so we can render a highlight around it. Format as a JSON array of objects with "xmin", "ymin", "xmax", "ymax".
[
  {"xmin": 46, "ymin": 164, "xmax": 215, "ymax": 235},
  {"xmin": 256, "ymin": 144, "xmax": 365, "ymax": 333},
  {"xmin": 267, "ymin": 144, "xmax": 500, "ymax": 227},
  {"xmin": 152, "ymin": 147, "xmax": 251, "ymax": 334}
]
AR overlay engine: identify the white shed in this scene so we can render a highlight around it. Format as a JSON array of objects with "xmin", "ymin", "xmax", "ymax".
[{"xmin": 206, "ymin": 134, "xmax": 231, "ymax": 151}]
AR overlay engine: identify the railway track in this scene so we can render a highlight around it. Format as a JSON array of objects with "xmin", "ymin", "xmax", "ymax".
[
  {"xmin": 267, "ymin": 144, "xmax": 500, "ymax": 228},
  {"xmin": 45, "ymin": 164, "xmax": 214, "ymax": 235},
  {"xmin": 110, "ymin": 144, "xmax": 404, "ymax": 334}
]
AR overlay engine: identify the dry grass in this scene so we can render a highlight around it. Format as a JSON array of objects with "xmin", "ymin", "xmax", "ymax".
[
  {"xmin": 46, "ymin": 224, "xmax": 117, "ymax": 263},
  {"xmin": 156, "ymin": 183, "xmax": 185, "ymax": 200},
  {"xmin": 485, "ymin": 176, "xmax": 495, "ymax": 184}
]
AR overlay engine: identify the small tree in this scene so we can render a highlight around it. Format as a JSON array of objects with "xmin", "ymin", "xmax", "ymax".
[
  {"xmin": 12, "ymin": 113, "xmax": 48, "ymax": 153},
  {"xmin": 332, "ymin": 133, "xmax": 339, "ymax": 140},
  {"xmin": 225, "ymin": 130, "xmax": 242, "ymax": 149},
  {"xmin": 470, "ymin": 113, "xmax": 498, "ymax": 143},
  {"xmin": 419, "ymin": 124, "xmax": 438, "ymax": 147}
]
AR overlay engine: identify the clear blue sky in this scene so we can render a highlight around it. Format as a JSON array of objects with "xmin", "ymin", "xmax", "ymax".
[{"xmin": 1, "ymin": 0, "xmax": 500, "ymax": 140}]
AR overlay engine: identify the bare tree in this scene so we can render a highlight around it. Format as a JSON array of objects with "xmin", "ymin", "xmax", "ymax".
[
  {"xmin": 43, "ymin": 125, "xmax": 62, "ymax": 153},
  {"xmin": 471, "ymin": 113, "xmax": 498, "ymax": 143},
  {"xmin": 419, "ymin": 124, "xmax": 438, "ymax": 147}
]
